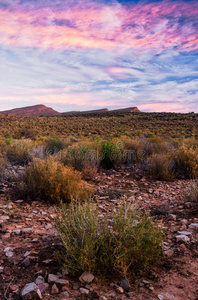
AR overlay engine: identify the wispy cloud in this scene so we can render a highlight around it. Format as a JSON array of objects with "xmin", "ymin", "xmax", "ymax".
[{"xmin": 0, "ymin": 0, "xmax": 198, "ymax": 112}]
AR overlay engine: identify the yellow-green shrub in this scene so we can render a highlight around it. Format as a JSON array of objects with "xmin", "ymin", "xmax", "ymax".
[
  {"xmin": 13, "ymin": 157, "xmax": 92, "ymax": 203},
  {"xmin": 56, "ymin": 200, "xmax": 163, "ymax": 276},
  {"xmin": 58, "ymin": 145, "xmax": 99, "ymax": 179}
]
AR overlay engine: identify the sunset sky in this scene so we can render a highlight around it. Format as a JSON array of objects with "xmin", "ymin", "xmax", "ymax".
[{"xmin": 0, "ymin": 0, "xmax": 198, "ymax": 113}]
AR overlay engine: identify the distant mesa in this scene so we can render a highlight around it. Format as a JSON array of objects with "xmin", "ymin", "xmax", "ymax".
[
  {"xmin": 0, "ymin": 104, "xmax": 60, "ymax": 116},
  {"xmin": 0, "ymin": 105, "xmax": 140, "ymax": 117},
  {"xmin": 110, "ymin": 107, "xmax": 140, "ymax": 113},
  {"xmin": 62, "ymin": 108, "xmax": 109, "ymax": 115}
]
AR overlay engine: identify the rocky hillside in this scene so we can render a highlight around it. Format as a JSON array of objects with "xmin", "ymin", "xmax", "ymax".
[
  {"xmin": 0, "ymin": 105, "xmax": 60, "ymax": 117},
  {"xmin": 0, "ymin": 105, "xmax": 140, "ymax": 117}
]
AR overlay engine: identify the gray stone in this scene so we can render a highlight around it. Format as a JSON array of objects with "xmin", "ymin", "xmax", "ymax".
[
  {"xmin": 79, "ymin": 271, "xmax": 94, "ymax": 283},
  {"xmin": 168, "ymin": 214, "xmax": 177, "ymax": 221},
  {"xmin": 5, "ymin": 251, "xmax": 14, "ymax": 258},
  {"xmin": 59, "ymin": 291, "xmax": 70, "ymax": 299},
  {"xmin": 21, "ymin": 282, "xmax": 42, "ymax": 299},
  {"xmin": 62, "ymin": 268, "xmax": 69, "ymax": 276},
  {"xmin": 165, "ymin": 249, "xmax": 174, "ymax": 257},
  {"xmin": 37, "ymin": 283, "xmax": 49, "ymax": 294},
  {"xmin": 158, "ymin": 292, "xmax": 175, "ymax": 299},
  {"xmin": 51, "ymin": 283, "xmax": 59, "ymax": 294},
  {"xmin": 116, "ymin": 286, "xmax": 124, "ymax": 294},
  {"xmin": 80, "ymin": 287, "xmax": 89, "ymax": 295},
  {"xmin": 0, "ymin": 215, "xmax": 10, "ymax": 220},
  {"xmin": 105, "ymin": 291, "xmax": 117, "ymax": 297},
  {"xmin": 127, "ymin": 292, "xmax": 134, "ymax": 297},
  {"xmin": 21, "ymin": 257, "xmax": 31, "ymax": 267},
  {"xmin": 176, "ymin": 235, "xmax": 190, "ymax": 242},
  {"xmin": 189, "ymin": 223, "xmax": 198, "ymax": 229},
  {"xmin": 177, "ymin": 231, "xmax": 192, "ymax": 236},
  {"xmin": 13, "ymin": 229, "xmax": 21, "ymax": 235},
  {"xmin": 35, "ymin": 276, "xmax": 45, "ymax": 285},
  {"xmin": 120, "ymin": 279, "xmax": 130, "ymax": 290},
  {"xmin": 22, "ymin": 228, "xmax": 32, "ymax": 234},
  {"xmin": 54, "ymin": 279, "xmax": 69, "ymax": 287},
  {"xmin": 48, "ymin": 273, "xmax": 59, "ymax": 283}
]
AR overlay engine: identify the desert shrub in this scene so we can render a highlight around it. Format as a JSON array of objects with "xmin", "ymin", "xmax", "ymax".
[
  {"xmin": 56, "ymin": 200, "xmax": 163, "ymax": 276},
  {"xmin": 6, "ymin": 139, "xmax": 35, "ymax": 164},
  {"xmin": 0, "ymin": 154, "xmax": 8, "ymax": 182},
  {"xmin": 143, "ymin": 136, "xmax": 171, "ymax": 157},
  {"xmin": 100, "ymin": 142, "xmax": 121, "ymax": 169},
  {"xmin": 109, "ymin": 201, "xmax": 163, "ymax": 276},
  {"xmin": 118, "ymin": 137, "xmax": 144, "ymax": 164},
  {"xmin": 56, "ymin": 202, "xmax": 100, "ymax": 274},
  {"xmin": 58, "ymin": 145, "xmax": 99, "ymax": 179},
  {"xmin": 170, "ymin": 146, "xmax": 198, "ymax": 179},
  {"xmin": 13, "ymin": 156, "xmax": 91, "ymax": 203},
  {"xmin": 44, "ymin": 137, "xmax": 66, "ymax": 155},
  {"xmin": 185, "ymin": 180, "xmax": 198, "ymax": 204},
  {"xmin": 148, "ymin": 153, "xmax": 174, "ymax": 180}
]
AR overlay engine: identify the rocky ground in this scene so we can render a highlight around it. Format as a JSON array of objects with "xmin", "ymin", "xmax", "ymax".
[{"xmin": 0, "ymin": 165, "xmax": 198, "ymax": 300}]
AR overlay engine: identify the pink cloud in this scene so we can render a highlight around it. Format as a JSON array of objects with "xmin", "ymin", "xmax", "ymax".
[
  {"xmin": 0, "ymin": 0, "xmax": 197, "ymax": 52},
  {"xmin": 139, "ymin": 102, "xmax": 193, "ymax": 113}
]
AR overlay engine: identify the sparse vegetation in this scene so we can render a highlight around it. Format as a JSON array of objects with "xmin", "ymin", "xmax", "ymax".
[
  {"xmin": 56, "ymin": 200, "xmax": 163, "ymax": 276},
  {"xmin": 0, "ymin": 112, "xmax": 197, "ymax": 139}
]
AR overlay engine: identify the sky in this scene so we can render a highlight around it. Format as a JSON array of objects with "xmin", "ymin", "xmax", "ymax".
[{"xmin": 0, "ymin": 0, "xmax": 198, "ymax": 113}]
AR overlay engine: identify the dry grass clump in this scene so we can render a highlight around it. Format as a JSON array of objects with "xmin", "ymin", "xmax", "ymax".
[
  {"xmin": 56, "ymin": 200, "xmax": 163, "ymax": 277},
  {"xmin": 0, "ymin": 154, "xmax": 8, "ymax": 182},
  {"xmin": 6, "ymin": 139, "xmax": 36, "ymax": 164},
  {"xmin": 113, "ymin": 137, "xmax": 144, "ymax": 164},
  {"xmin": 185, "ymin": 180, "xmax": 198, "ymax": 202},
  {"xmin": 148, "ymin": 153, "xmax": 174, "ymax": 181},
  {"xmin": 170, "ymin": 146, "xmax": 198, "ymax": 179},
  {"xmin": 143, "ymin": 136, "xmax": 171, "ymax": 157},
  {"xmin": 13, "ymin": 156, "xmax": 92, "ymax": 203},
  {"xmin": 185, "ymin": 180, "xmax": 198, "ymax": 213}
]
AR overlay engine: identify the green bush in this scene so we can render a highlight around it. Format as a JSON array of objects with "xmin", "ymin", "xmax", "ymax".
[
  {"xmin": 44, "ymin": 137, "xmax": 66, "ymax": 155},
  {"xmin": 100, "ymin": 142, "xmax": 121, "ymax": 169},
  {"xmin": 56, "ymin": 200, "xmax": 163, "ymax": 276},
  {"xmin": 13, "ymin": 156, "xmax": 92, "ymax": 203},
  {"xmin": 58, "ymin": 145, "xmax": 99, "ymax": 179}
]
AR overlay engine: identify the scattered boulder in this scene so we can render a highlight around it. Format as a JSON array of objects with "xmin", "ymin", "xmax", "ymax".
[
  {"xmin": 51, "ymin": 283, "xmax": 59, "ymax": 294},
  {"xmin": 120, "ymin": 279, "xmax": 130, "ymax": 291},
  {"xmin": 80, "ymin": 287, "xmax": 89, "ymax": 295},
  {"xmin": 189, "ymin": 223, "xmax": 198, "ymax": 229},
  {"xmin": 176, "ymin": 235, "xmax": 190, "ymax": 242},
  {"xmin": 21, "ymin": 282, "xmax": 42, "ymax": 300},
  {"xmin": 158, "ymin": 291, "xmax": 175, "ymax": 299},
  {"xmin": 79, "ymin": 271, "xmax": 95, "ymax": 284},
  {"xmin": 48, "ymin": 273, "xmax": 59, "ymax": 284}
]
